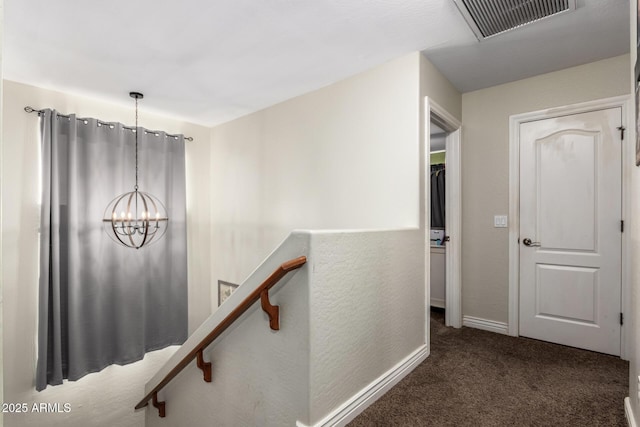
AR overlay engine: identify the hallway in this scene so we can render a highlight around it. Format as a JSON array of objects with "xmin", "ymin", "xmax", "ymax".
[{"xmin": 349, "ymin": 309, "xmax": 628, "ymax": 426}]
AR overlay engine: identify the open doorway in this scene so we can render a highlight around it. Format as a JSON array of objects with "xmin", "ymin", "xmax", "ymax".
[
  {"xmin": 429, "ymin": 122, "xmax": 447, "ymax": 311},
  {"xmin": 425, "ymin": 98, "xmax": 462, "ymax": 328}
]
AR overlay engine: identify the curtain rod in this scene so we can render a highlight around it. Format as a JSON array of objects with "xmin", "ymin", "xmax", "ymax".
[{"xmin": 24, "ymin": 106, "xmax": 194, "ymax": 142}]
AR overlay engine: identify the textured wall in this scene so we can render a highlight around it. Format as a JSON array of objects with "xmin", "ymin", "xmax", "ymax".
[
  {"xmin": 1, "ymin": 81, "xmax": 211, "ymax": 427},
  {"xmin": 144, "ymin": 229, "xmax": 424, "ymax": 427},
  {"xmin": 461, "ymin": 54, "xmax": 630, "ymax": 324},
  {"xmin": 307, "ymin": 229, "xmax": 424, "ymax": 425}
]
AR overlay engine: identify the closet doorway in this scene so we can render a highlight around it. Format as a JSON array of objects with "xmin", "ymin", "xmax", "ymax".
[
  {"xmin": 425, "ymin": 98, "xmax": 462, "ymax": 328},
  {"xmin": 427, "ymin": 121, "xmax": 449, "ymax": 310},
  {"xmin": 429, "ymin": 122, "xmax": 447, "ymax": 310}
]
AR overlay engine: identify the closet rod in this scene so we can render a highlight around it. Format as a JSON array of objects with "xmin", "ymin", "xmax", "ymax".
[{"xmin": 24, "ymin": 106, "xmax": 194, "ymax": 142}]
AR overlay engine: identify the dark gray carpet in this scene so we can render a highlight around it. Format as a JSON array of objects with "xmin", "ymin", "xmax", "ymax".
[{"xmin": 348, "ymin": 309, "xmax": 629, "ymax": 427}]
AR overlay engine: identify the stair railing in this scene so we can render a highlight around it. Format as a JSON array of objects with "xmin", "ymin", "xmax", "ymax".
[{"xmin": 134, "ymin": 255, "xmax": 307, "ymax": 417}]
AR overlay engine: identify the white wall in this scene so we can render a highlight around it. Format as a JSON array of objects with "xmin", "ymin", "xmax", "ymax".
[
  {"xmin": 1, "ymin": 81, "xmax": 211, "ymax": 427},
  {"xmin": 460, "ymin": 54, "xmax": 630, "ymax": 324}
]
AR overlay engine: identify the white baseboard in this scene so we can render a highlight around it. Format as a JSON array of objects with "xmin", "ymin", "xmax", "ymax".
[
  {"xmin": 297, "ymin": 344, "xmax": 429, "ymax": 427},
  {"xmin": 463, "ymin": 315, "xmax": 509, "ymax": 335},
  {"xmin": 626, "ymin": 397, "xmax": 638, "ymax": 427},
  {"xmin": 430, "ymin": 298, "xmax": 445, "ymax": 309}
]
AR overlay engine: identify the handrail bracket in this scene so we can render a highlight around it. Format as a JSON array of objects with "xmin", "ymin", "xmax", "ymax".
[
  {"xmin": 152, "ymin": 392, "xmax": 166, "ymax": 418},
  {"xmin": 196, "ymin": 349, "xmax": 212, "ymax": 382},
  {"xmin": 260, "ymin": 288, "xmax": 280, "ymax": 330}
]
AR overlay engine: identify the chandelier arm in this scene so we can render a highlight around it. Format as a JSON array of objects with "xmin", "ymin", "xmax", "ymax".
[
  {"xmin": 110, "ymin": 193, "xmax": 131, "ymax": 245},
  {"xmin": 140, "ymin": 220, "xmax": 150, "ymax": 236},
  {"xmin": 138, "ymin": 194, "xmax": 150, "ymax": 246},
  {"xmin": 111, "ymin": 220, "xmax": 132, "ymax": 246},
  {"xmin": 146, "ymin": 193, "xmax": 160, "ymax": 227},
  {"xmin": 145, "ymin": 228, "xmax": 157, "ymax": 245},
  {"xmin": 126, "ymin": 192, "xmax": 138, "ymax": 247}
]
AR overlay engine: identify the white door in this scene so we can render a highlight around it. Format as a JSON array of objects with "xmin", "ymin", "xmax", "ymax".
[{"xmin": 519, "ymin": 107, "xmax": 622, "ymax": 356}]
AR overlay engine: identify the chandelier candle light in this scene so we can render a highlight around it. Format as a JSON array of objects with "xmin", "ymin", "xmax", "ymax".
[{"xmin": 102, "ymin": 92, "xmax": 169, "ymax": 249}]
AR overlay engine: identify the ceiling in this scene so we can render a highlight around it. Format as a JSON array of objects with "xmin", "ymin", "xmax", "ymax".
[
  {"xmin": 3, "ymin": 0, "xmax": 629, "ymax": 127},
  {"xmin": 425, "ymin": 0, "xmax": 629, "ymax": 93}
]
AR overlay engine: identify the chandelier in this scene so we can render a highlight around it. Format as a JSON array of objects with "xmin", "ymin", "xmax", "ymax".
[{"xmin": 102, "ymin": 92, "xmax": 169, "ymax": 249}]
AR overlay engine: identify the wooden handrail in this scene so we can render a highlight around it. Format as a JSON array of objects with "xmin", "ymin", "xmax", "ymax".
[{"xmin": 134, "ymin": 255, "xmax": 307, "ymax": 416}]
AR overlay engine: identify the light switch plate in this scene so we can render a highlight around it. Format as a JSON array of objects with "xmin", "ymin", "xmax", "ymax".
[{"xmin": 494, "ymin": 215, "xmax": 508, "ymax": 228}]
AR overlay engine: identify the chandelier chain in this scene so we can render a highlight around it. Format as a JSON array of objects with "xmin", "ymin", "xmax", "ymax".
[{"xmin": 135, "ymin": 95, "xmax": 139, "ymax": 191}]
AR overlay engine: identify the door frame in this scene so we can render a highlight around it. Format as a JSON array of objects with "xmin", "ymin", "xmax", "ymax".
[
  {"xmin": 425, "ymin": 97, "xmax": 462, "ymax": 329},
  {"xmin": 508, "ymin": 95, "xmax": 631, "ymax": 359}
]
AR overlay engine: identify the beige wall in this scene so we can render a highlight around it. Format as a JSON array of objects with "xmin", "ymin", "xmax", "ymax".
[
  {"xmin": 208, "ymin": 52, "xmax": 461, "ymax": 307},
  {"xmin": 419, "ymin": 52, "xmax": 462, "ymax": 238},
  {"xmin": 420, "ymin": 54, "xmax": 462, "ymax": 122},
  {"xmin": 461, "ymin": 54, "xmax": 630, "ymax": 323},
  {"xmin": 1, "ymin": 81, "xmax": 211, "ymax": 427},
  {"xmin": 209, "ymin": 52, "xmax": 454, "ymax": 305}
]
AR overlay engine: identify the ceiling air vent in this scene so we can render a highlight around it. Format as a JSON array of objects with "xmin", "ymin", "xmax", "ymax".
[{"xmin": 452, "ymin": 0, "xmax": 576, "ymax": 40}]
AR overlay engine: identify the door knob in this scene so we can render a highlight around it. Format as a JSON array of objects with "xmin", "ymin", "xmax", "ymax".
[{"xmin": 522, "ymin": 238, "xmax": 540, "ymax": 247}]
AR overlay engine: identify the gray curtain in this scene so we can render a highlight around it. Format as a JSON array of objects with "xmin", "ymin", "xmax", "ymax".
[
  {"xmin": 36, "ymin": 110, "xmax": 188, "ymax": 391},
  {"xmin": 431, "ymin": 164, "xmax": 446, "ymax": 229}
]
